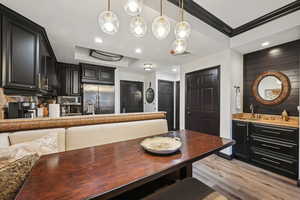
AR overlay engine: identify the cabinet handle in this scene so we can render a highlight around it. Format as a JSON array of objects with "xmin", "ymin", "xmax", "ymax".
[
  {"xmin": 261, "ymin": 130, "xmax": 281, "ymax": 135},
  {"xmin": 236, "ymin": 123, "xmax": 246, "ymax": 127},
  {"xmin": 261, "ymin": 144, "xmax": 280, "ymax": 150},
  {"xmin": 262, "ymin": 157, "xmax": 280, "ymax": 165}
]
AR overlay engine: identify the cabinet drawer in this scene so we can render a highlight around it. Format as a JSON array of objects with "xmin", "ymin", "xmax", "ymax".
[
  {"xmin": 250, "ymin": 124, "xmax": 298, "ymax": 143},
  {"xmin": 250, "ymin": 136, "xmax": 298, "ymax": 158},
  {"xmin": 251, "ymin": 149, "xmax": 298, "ymax": 178}
]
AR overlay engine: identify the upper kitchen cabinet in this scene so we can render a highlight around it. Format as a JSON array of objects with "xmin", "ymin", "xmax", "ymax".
[
  {"xmin": 0, "ymin": 4, "xmax": 57, "ymax": 95},
  {"xmin": 81, "ymin": 63, "xmax": 115, "ymax": 85},
  {"xmin": 1, "ymin": 15, "xmax": 39, "ymax": 91},
  {"xmin": 57, "ymin": 63, "xmax": 81, "ymax": 96}
]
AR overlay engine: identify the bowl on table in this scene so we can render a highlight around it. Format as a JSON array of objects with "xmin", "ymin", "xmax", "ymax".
[{"xmin": 140, "ymin": 136, "xmax": 182, "ymax": 155}]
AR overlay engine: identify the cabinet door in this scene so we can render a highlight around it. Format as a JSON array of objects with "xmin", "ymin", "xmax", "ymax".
[
  {"xmin": 70, "ymin": 65, "xmax": 80, "ymax": 96},
  {"xmin": 81, "ymin": 64, "xmax": 98, "ymax": 82},
  {"xmin": 99, "ymin": 68, "xmax": 115, "ymax": 84},
  {"xmin": 2, "ymin": 16, "xmax": 39, "ymax": 90},
  {"xmin": 233, "ymin": 121, "xmax": 250, "ymax": 161}
]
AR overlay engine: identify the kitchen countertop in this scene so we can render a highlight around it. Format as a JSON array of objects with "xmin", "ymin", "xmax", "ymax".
[{"xmin": 232, "ymin": 113, "xmax": 299, "ymax": 128}]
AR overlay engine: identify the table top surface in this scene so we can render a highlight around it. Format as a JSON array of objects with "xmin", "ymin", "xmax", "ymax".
[{"xmin": 16, "ymin": 130, "xmax": 234, "ymax": 200}]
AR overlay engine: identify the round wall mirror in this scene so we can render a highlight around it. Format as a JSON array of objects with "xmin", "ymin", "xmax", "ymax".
[{"xmin": 252, "ymin": 72, "xmax": 290, "ymax": 105}]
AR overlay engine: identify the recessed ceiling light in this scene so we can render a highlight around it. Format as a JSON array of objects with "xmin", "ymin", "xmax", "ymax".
[
  {"xmin": 261, "ymin": 41, "xmax": 270, "ymax": 47},
  {"xmin": 172, "ymin": 68, "xmax": 177, "ymax": 72},
  {"xmin": 94, "ymin": 37, "xmax": 103, "ymax": 44},
  {"xmin": 135, "ymin": 48, "xmax": 142, "ymax": 54}
]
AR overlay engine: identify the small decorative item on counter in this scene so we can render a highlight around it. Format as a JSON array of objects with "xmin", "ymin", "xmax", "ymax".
[
  {"xmin": 48, "ymin": 104, "xmax": 60, "ymax": 118},
  {"xmin": 281, "ymin": 110, "xmax": 289, "ymax": 121}
]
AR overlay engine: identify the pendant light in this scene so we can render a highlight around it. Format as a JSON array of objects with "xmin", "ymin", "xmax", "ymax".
[
  {"xmin": 124, "ymin": 0, "xmax": 143, "ymax": 16},
  {"xmin": 174, "ymin": 0, "xmax": 191, "ymax": 40},
  {"xmin": 98, "ymin": 0, "xmax": 119, "ymax": 35},
  {"xmin": 152, "ymin": 0, "xmax": 170, "ymax": 40},
  {"xmin": 130, "ymin": 15, "xmax": 147, "ymax": 37},
  {"xmin": 171, "ymin": 39, "xmax": 187, "ymax": 54}
]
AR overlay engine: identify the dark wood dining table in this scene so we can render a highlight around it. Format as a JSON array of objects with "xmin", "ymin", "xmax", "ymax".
[{"xmin": 16, "ymin": 130, "xmax": 234, "ymax": 200}]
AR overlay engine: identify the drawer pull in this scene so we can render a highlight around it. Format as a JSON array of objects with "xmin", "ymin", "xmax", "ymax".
[
  {"xmin": 262, "ymin": 158, "xmax": 281, "ymax": 165},
  {"xmin": 261, "ymin": 144, "xmax": 280, "ymax": 150},
  {"xmin": 261, "ymin": 130, "xmax": 281, "ymax": 135}
]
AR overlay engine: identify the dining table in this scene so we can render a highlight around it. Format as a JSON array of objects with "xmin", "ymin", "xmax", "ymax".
[{"xmin": 16, "ymin": 130, "xmax": 234, "ymax": 200}]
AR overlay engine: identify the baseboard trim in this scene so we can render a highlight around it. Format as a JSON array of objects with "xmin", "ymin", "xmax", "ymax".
[{"xmin": 216, "ymin": 152, "xmax": 234, "ymax": 160}]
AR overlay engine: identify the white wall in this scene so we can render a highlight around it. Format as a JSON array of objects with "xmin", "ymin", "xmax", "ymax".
[{"xmin": 180, "ymin": 49, "xmax": 243, "ymax": 155}]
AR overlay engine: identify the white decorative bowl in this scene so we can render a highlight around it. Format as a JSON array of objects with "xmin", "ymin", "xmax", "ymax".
[{"xmin": 140, "ymin": 136, "xmax": 182, "ymax": 155}]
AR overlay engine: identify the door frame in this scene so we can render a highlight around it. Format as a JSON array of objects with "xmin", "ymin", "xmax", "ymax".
[
  {"xmin": 175, "ymin": 81, "xmax": 180, "ymax": 130},
  {"xmin": 158, "ymin": 79, "xmax": 175, "ymax": 130},
  {"xmin": 185, "ymin": 65, "xmax": 221, "ymax": 133},
  {"xmin": 120, "ymin": 80, "xmax": 144, "ymax": 113}
]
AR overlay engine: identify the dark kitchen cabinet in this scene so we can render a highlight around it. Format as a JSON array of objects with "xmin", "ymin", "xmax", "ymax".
[
  {"xmin": 0, "ymin": 4, "xmax": 57, "ymax": 95},
  {"xmin": 232, "ymin": 121, "xmax": 249, "ymax": 161},
  {"xmin": 2, "ymin": 15, "xmax": 39, "ymax": 91},
  {"xmin": 57, "ymin": 63, "xmax": 81, "ymax": 96},
  {"xmin": 81, "ymin": 63, "xmax": 115, "ymax": 85},
  {"xmin": 233, "ymin": 120, "xmax": 299, "ymax": 179}
]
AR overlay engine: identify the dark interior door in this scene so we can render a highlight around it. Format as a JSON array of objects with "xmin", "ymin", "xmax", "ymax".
[
  {"xmin": 120, "ymin": 80, "xmax": 143, "ymax": 113},
  {"xmin": 158, "ymin": 80, "xmax": 174, "ymax": 131},
  {"xmin": 186, "ymin": 66, "xmax": 220, "ymax": 136},
  {"xmin": 176, "ymin": 81, "xmax": 180, "ymax": 130}
]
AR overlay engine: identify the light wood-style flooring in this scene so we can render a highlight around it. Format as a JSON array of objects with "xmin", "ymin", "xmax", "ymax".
[{"xmin": 193, "ymin": 155, "xmax": 300, "ymax": 200}]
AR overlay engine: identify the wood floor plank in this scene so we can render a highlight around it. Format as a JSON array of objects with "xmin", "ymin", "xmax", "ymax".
[{"xmin": 193, "ymin": 155, "xmax": 300, "ymax": 200}]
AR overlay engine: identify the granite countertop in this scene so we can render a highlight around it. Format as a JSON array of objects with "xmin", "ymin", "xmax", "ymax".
[{"xmin": 232, "ymin": 113, "xmax": 299, "ymax": 128}]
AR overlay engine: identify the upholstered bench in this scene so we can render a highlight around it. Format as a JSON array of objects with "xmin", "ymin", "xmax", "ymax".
[{"xmin": 143, "ymin": 178, "xmax": 228, "ymax": 200}]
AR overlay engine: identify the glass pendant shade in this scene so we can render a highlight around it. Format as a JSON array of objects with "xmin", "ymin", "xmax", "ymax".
[
  {"xmin": 175, "ymin": 21, "xmax": 191, "ymax": 39},
  {"xmin": 124, "ymin": 0, "xmax": 143, "ymax": 16},
  {"xmin": 130, "ymin": 16, "xmax": 147, "ymax": 37},
  {"xmin": 152, "ymin": 16, "xmax": 170, "ymax": 40},
  {"xmin": 98, "ymin": 11, "xmax": 119, "ymax": 35},
  {"xmin": 172, "ymin": 39, "xmax": 187, "ymax": 54}
]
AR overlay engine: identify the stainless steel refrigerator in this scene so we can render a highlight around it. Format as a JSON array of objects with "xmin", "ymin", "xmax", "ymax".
[{"xmin": 83, "ymin": 84, "xmax": 115, "ymax": 114}]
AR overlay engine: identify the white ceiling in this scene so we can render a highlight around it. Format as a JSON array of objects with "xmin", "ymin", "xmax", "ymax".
[
  {"xmin": 1, "ymin": 0, "xmax": 300, "ymax": 75},
  {"xmin": 193, "ymin": 0, "xmax": 295, "ymax": 28}
]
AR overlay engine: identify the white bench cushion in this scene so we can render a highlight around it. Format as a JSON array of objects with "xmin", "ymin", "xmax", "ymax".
[
  {"xmin": 66, "ymin": 119, "xmax": 168, "ymax": 151},
  {"xmin": 8, "ymin": 128, "xmax": 66, "ymax": 152},
  {"xmin": 0, "ymin": 133, "xmax": 10, "ymax": 148}
]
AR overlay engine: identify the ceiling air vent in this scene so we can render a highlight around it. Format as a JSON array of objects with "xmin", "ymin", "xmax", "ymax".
[{"xmin": 90, "ymin": 49, "xmax": 124, "ymax": 62}]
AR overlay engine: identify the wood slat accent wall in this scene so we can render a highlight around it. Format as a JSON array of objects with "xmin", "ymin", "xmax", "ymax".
[
  {"xmin": 244, "ymin": 40, "xmax": 300, "ymax": 116},
  {"xmin": 0, "ymin": 112, "xmax": 166, "ymax": 133}
]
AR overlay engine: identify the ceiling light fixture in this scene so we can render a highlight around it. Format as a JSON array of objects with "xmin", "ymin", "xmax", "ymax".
[
  {"xmin": 135, "ymin": 48, "xmax": 142, "ymax": 53},
  {"xmin": 262, "ymin": 41, "xmax": 270, "ymax": 47},
  {"xmin": 124, "ymin": 0, "xmax": 143, "ymax": 16},
  {"xmin": 144, "ymin": 63, "xmax": 153, "ymax": 71},
  {"xmin": 98, "ymin": 0, "xmax": 119, "ymax": 35},
  {"xmin": 152, "ymin": 0, "xmax": 171, "ymax": 40},
  {"xmin": 171, "ymin": 39, "xmax": 187, "ymax": 54},
  {"xmin": 172, "ymin": 68, "xmax": 177, "ymax": 72},
  {"xmin": 130, "ymin": 15, "xmax": 147, "ymax": 37},
  {"xmin": 174, "ymin": 0, "xmax": 191, "ymax": 40},
  {"xmin": 94, "ymin": 37, "xmax": 103, "ymax": 44}
]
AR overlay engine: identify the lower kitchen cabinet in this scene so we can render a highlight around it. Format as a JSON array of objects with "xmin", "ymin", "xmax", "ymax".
[
  {"xmin": 232, "ymin": 121, "xmax": 250, "ymax": 161},
  {"xmin": 233, "ymin": 120, "xmax": 299, "ymax": 179}
]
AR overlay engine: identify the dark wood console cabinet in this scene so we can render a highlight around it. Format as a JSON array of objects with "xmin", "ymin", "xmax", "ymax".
[{"xmin": 233, "ymin": 120, "xmax": 299, "ymax": 179}]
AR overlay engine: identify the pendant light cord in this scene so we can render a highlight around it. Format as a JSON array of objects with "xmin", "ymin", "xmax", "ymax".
[
  {"xmin": 160, "ymin": 0, "xmax": 163, "ymax": 16},
  {"xmin": 108, "ymin": 0, "xmax": 111, "ymax": 11},
  {"xmin": 181, "ymin": 0, "xmax": 184, "ymax": 21}
]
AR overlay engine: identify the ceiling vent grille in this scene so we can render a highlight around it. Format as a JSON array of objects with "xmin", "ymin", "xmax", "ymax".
[{"xmin": 90, "ymin": 50, "xmax": 124, "ymax": 62}]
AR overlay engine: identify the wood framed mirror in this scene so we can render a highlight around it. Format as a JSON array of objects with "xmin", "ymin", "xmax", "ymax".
[{"xmin": 252, "ymin": 72, "xmax": 291, "ymax": 105}]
